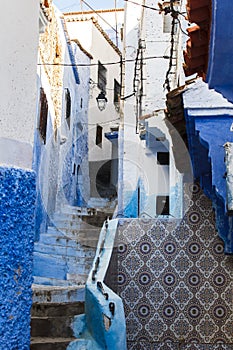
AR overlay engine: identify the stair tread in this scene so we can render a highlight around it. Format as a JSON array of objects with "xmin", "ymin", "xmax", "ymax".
[{"xmin": 31, "ymin": 337, "xmax": 75, "ymax": 344}]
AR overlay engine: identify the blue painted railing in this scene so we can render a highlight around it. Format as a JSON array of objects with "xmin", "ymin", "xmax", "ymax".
[{"xmin": 68, "ymin": 219, "xmax": 127, "ymax": 350}]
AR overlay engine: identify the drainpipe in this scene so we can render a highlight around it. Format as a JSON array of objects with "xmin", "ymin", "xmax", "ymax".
[{"xmin": 117, "ymin": 2, "xmax": 127, "ymax": 218}]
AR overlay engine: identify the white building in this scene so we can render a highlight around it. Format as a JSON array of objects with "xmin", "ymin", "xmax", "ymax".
[
  {"xmin": 119, "ymin": 0, "xmax": 191, "ymax": 218},
  {"xmin": 34, "ymin": 3, "xmax": 91, "ymax": 235},
  {"xmin": 64, "ymin": 11, "xmax": 122, "ymax": 200}
]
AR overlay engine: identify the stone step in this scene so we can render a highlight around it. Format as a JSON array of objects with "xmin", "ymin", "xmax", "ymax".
[
  {"xmin": 33, "ymin": 274, "xmax": 88, "ymax": 290},
  {"xmin": 32, "ymin": 284, "xmax": 85, "ymax": 303},
  {"xmin": 33, "ymin": 276, "xmax": 74, "ymax": 287},
  {"xmin": 31, "ymin": 301, "xmax": 84, "ymax": 318},
  {"xmin": 52, "ymin": 220, "xmax": 85, "ymax": 230},
  {"xmin": 33, "ymin": 252, "xmax": 93, "ymax": 280},
  {"xmin": 60, "ymin": 205, "xmax": 97, "ymax": 216},
  {"xmin": 53, "ymin": 213, "xmax": 92, "ymax": 222},
  {"xmin": 47, "ymin": 226, "xmax": 100, "ymax": 238},
  {"xmin": 36, "ymin": 234, "xmax": 81, "ymax": 249},
  {"xmin": 31, "ymin": 316, "xmax": 74, "ymax": 338},
  {"xmin": 30, "ymin": 337, "xmax": 75, "ymax": 350},
  {"xmin": 34, "ymin": 242, "xmax": 95, "ymax": 259}
]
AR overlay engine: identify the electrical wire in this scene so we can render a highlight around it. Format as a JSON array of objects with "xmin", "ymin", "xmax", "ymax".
[
  {"xmin": 37, "ymin": 54, "xmax": 169, "ymax": 68},
  {"xmin": 80, "ymin": 0, "xmax": 119, "ymax": 34},
  {"xmin": 124, "ymin": 0, "xmax": 186, "ymax": 17},
  {"xmin": 124, "ymin": 0, "xmax": 161, "ymax": 12},
  {"xmin": 82, "ymin": 117, "xmax": 120, "ymax": 125}
]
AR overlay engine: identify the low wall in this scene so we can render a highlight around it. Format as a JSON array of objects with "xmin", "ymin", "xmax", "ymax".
[
  {"xmin": 0, "ymin": 166, "xmax": 36, "ymax": 349},
  {"xmin": 117, "ymin": 183, "xmax": 233, "ymax": 349}
]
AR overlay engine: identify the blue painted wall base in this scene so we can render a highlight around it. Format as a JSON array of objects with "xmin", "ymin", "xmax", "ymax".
[{"xmin": 0, "ymin": 166, "xmax": 36, "ymax": 349}]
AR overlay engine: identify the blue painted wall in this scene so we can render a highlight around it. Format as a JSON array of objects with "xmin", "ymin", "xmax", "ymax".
[
  {"xmin": 183, "ymin": 110, "xmax": 233, "ymax": 252},
  {"xmin": 0, "ymin": 166, "xmax": 36, "ymax": 349},
  {"xmin": 32, "ymin": 129, "xmax": 48, "ymax": 241},
  {"xmin": 207, "ymin": 0, "xmax": 233, "ymax": 102}
]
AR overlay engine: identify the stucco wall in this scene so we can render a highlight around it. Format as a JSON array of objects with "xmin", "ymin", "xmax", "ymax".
[
  {"xmin": 0, "ymin": 166, "xmax": 36, "ymax": 349},
  {"xmin": 0, "ymin": 1, "xmax": 39, "ymax": 167},
  {"xmin": 121, "ymin": 0, "xmax": 187, "ymax": 218}
]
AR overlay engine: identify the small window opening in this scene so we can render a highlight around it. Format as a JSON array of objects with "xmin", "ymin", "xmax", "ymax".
[
  {"xmin": 96, "ymin": 125, "xmax": 103, "ymax": 147},
  {"xmin": 98, "ymin": 61, "xmax": 107, "ymax": 93},
  {"xmin": 157, "ymin": 152, "xmax": 169, "ymax": 165},
  {"xmin": 39, "ymin": 87, "xmax": 48, "ymax": 144},
  {"xmin": 65, "ymin": 88, "xmax": 71, "ymax": 129},
  {"xmin": 156, "ymin": 196, "xmax": 169, "ymax": 215},
  {"xmin": 114, "ymin": 79, "xmax": 121, "ymax": 112},
  {"xmin": 72, "ymin": 163, "xmax": 76, "ymax": 175}
]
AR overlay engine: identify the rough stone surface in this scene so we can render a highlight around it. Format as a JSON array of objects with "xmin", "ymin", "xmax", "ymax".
[{"xmin": 0, "ymin": 166, "xmax": 36, "ymax": 349}]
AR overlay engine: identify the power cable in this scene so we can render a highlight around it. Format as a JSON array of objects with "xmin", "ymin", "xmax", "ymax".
[
  {"xmin": 37, "ymin": 54, "xmax": 169, "ymax": 67},
  {"xmin": 124, "ymin": 0, "xmax": 186, "ymax": 17},
  {"xmin": 80, "ymin": 0, "xmax": 119, "ymax": 34}
]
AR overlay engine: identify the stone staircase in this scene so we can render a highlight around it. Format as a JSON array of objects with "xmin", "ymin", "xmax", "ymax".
[
  {"xmin": 30, "ymin": 301, "xmax": 84, "ymax": 350},
  {"xmin": 33, "ymin": 205, "xmax": 103, "ymax": 288},
  {"xmin": 31, "ymin": 200, "xmax": 117, "ymax": 348}
]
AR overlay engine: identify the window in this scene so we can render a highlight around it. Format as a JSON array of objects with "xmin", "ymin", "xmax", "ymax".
[
  {"xmin": 114, "ymin": 79, "xmax": 121, "ymax": 112},
  {"xmin": 96, "ymin": 125, "xmax": 103, "ymax": 147},
  {"xmin": 157, "ymin": 152, "xmax": 169, "ymax": 165},
  {"xmin": 72, "ymin": 163, "xmax": 76, "ymax": 175},
  {"xmin": 98, "ymin": 61, "xmax": 107, "ymax": 93},
  {"xmin": 39, "ymin": 87, "xmax": 48, "ymax": 144},
  {"xmin": 156, "ymin": 196, "xmax": 169, "ymax": 215},
  {"xmin": 65, "ymin": 88, "xmax": 71, "ymax": 129}
]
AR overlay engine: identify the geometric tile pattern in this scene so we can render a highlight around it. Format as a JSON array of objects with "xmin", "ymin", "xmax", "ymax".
[{"xmin": 117, "ymin": 184, "xmax": 233, "ymax": 349}]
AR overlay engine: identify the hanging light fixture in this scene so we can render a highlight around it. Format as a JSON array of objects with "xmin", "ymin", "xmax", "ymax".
[{"xmin": 96, "ymin": 91, "xmax": 108, "ymax": 111}]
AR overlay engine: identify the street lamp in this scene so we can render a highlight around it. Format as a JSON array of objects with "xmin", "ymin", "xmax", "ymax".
[{"xmin": 96, "ymin": 91, "xmax": 108, "ymax": 111}]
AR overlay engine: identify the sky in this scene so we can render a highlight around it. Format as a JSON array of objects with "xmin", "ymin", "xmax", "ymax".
[{"xmin": 53, "ymin": 0, "xmax": 124, "ymax": 12}]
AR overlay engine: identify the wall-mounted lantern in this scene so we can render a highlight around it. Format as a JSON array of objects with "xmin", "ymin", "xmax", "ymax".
[{"xmin": 96, "ymin": 91, "xmax": 108, "ymax": 111}]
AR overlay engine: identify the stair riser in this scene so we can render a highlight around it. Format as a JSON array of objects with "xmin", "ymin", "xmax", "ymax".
[
  {"xmin": 52, "ymin": 221, "xmax": 86, "ymax": 230},
  {"xmin": 31, "ymin": 317, "xmax": 74, "ymax": 337},
  {"xmin": 33, "ymin": 253, "xmax": 93, "ymax": 279},
  {"xmin": 31, "ymin": 342, "xmax": 71, "ymax": 350},
  {"xmin": 37, "ymin": 235, "xmax": 81, "ymax": 248},
  {"xmin": 34, "ymin": 243, "xmax": 95, "ymax": 259}
]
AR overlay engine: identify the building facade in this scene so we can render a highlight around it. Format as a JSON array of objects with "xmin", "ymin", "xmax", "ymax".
[
  {"xmin": 34, "ymin": 4, "xmax": 91, "ymax": 238},
  {"xmin": 64, "ymin": 11, "xmax": 122, "ymax": 201},
  {"xmin": 119, "ymin": 0, "xmax": 190, "ymax": 219}
]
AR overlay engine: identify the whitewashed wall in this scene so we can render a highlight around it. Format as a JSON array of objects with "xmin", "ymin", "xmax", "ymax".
[
  {"xmin": 121, "ymin": 0, "xmax": 186, "ymax": 218},
  {"xmin": 66, "ymin": 17, "xmax": 121, "ymax": 197},
  {"xmin": 0, "ymin": 0, "xmax": 39, "ymax": 168}
]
